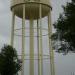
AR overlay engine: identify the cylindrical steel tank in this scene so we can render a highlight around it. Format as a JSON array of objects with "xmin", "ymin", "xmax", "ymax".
[{"xmin": 11, "ymin": 0, "xmax": 51, "ymax": 19}]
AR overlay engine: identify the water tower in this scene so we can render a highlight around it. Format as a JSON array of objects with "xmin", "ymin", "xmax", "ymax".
[{"xmin": 10, "ymin": 0, "xmax": 55, "ymax": 75}]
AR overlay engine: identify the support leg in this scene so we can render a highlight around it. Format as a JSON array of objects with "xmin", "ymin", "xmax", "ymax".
[
  {"xmin": 38, "ymin": 4, "xmax": 43, "ymax": 75},
  {"xmin": 11, "ymin": 11, "xmax": 15, "ymax": 46},
  {"xmin": 30, "ymin": 18, "xmax": 34, "ymax": 75},
  {"xmin": 21, "ymin": 4, "xmax": 25, "ymax": 75},
  {"xmin": 48, "ymin": 12, "xmax": 55, "ymax": 75}
]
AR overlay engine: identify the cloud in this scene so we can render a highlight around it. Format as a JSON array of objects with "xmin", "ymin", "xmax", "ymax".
[
  {"xmin": 0, "ymin": 0, "xmax": 10, "ymax": 14},
  {"xmin": 0, "ymin": 35, "xmax": 10, "ymax": 48},
  {"xmin": 0, "ymin": 0, "xmax": 11, "ymax": 48},
  {"xmin": 0, "ymin": 1, "xmax": 5, "ymax": 11}
]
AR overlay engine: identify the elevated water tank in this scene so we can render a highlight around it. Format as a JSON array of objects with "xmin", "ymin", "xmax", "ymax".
[{"xmin": 11, "ymin": 0, "xmax": 52, "ymax": 19}]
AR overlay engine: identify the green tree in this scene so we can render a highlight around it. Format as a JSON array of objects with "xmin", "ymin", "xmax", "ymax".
[
  {"xmin": 0, "ymin": 45, "xmax": 21, "ymax": 75},
  {"xmin": 52, "ymin": 0, "xmax": 75, "ymax": 54}
]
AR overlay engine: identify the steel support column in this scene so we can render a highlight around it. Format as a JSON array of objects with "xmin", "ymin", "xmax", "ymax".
[
  {"xmin": 38, "ymin": 4, "xmax": 43, "ymax": 75},
  {"xmin": 21, "ymin": 4, "xmax": 25, "ymax": 75},
  {"xmin": 37, "ymin": 19, "xmax": 40, "ymax": 75},
  {"xmin": 30, "ymin": 18, "xmax": 34, "ymax": 75},
  {"xmin": 11, "ymin": 11, "xmax": 15, "ymax": 46},
  {"xmin": 48, "ymin": 12, "xmax": 55, "ymax": 75}
]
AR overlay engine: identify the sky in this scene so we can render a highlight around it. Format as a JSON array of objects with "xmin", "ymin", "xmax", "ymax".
[{"xmin": 0, "ymin": 0, "xmax": 75, "ymax": 75}]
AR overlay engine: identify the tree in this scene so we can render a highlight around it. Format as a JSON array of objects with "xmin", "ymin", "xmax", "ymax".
[
  {"xmin": 0, "ymin": 45, "xmax": 21, "ymax": 75},
  {"xmin": 52, "ymin": 0, "xmax": 75, "ymax": 54}
]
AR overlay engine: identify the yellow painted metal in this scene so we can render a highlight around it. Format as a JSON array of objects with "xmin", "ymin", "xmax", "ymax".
[
  {"xmin": 11, "ymin": 11, "xmax": 15, "ymax": 46},
  {"xmin": 11, "ymin": 0, "xmax": 50, "ymax": 7},
  {"xmin": 10, "ymin": 1, "xmax": 54, "ymax": 75},
  {"xmin": 11, "ymin": 0, "xmax": 51, "ymax": 19},
  {"xmin": 38, "ymin": 4, "xmax": 43, "ymax": 75},
  {"xmin": 48, "ymin": 12, "xmax": 55, "ymax": 75},
  {"xmin": 37, "ymin": 19, "xmax": 40, "ymax": 75},
  {"xmin": 30, "ymin": 18, "xmax": 34, "ymax": 75},
  {"xmin": 21, "ymin": 4, "xmax": 25, "ymax": 75}
]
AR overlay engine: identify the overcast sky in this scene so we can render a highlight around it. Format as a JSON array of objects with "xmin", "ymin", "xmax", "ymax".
[{"xmin": 0, "ymin": 0, "xmax": 75, "ymax": 75}]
